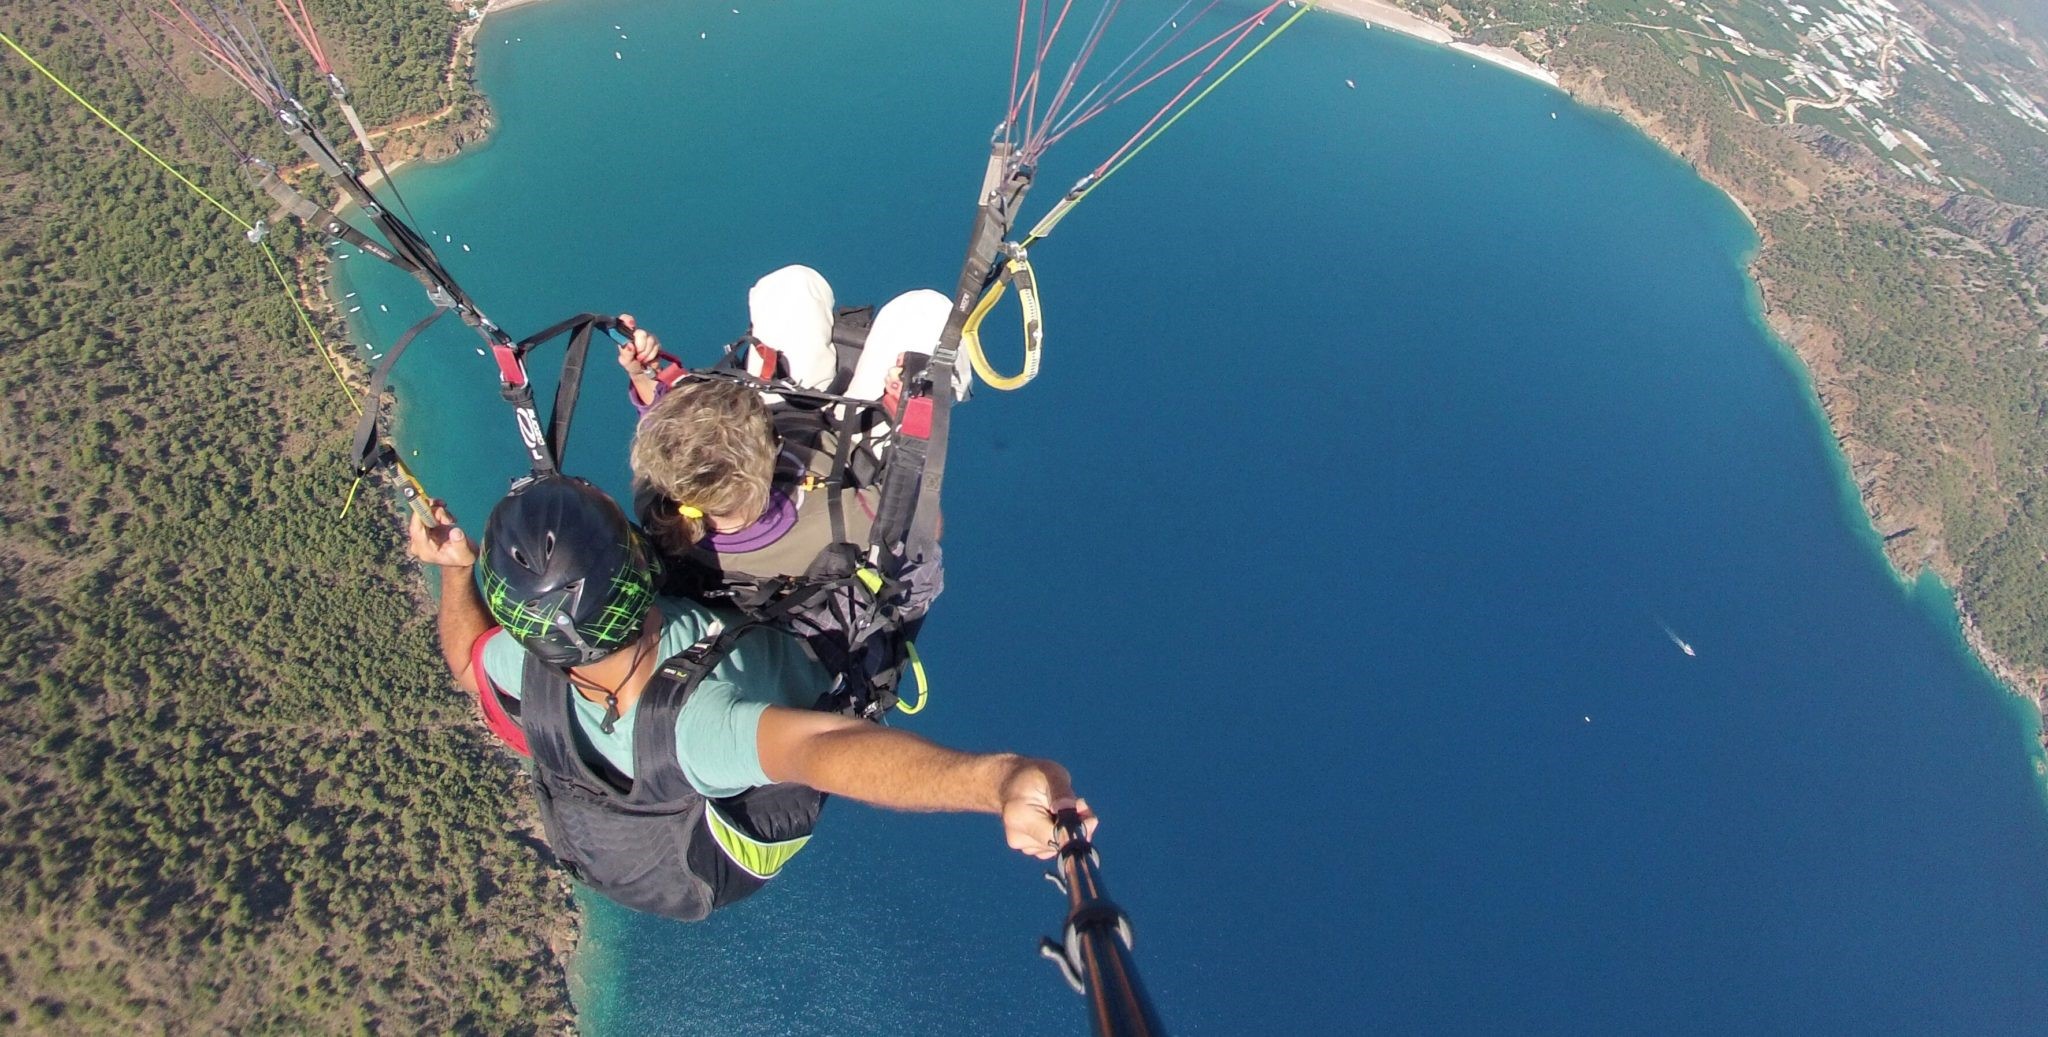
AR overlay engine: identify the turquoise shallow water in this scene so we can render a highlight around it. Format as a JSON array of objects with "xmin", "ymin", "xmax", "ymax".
[{"xmin": 342, "ymin": 1, "xmax": 2048, "ymax": 1032}]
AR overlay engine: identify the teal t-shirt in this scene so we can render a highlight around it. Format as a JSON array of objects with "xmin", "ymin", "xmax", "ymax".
[{"xmin": 480, "ymin": 595, "xmax": 833, "ymax": 798}]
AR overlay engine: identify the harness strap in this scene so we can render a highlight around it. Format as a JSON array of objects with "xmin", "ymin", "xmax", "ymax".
[
  {"xmin": 870, "ymin": 144, "xmax": 1030, "ymax": 581},
  {"xmin": 522, "ymin": 651, "xmax": 634, "ymax": 794},
  {"xmin": 827, "ymin": 304, "xmax": 874, "ymax": 394},
  {"xmin": 748, "ymin": 343, "xmax": 782, "ymax": 383},
  {"xmin": 517, "ymin": 315, "xmax": 610, "ymax": 471},
  {"xmin": 824, "ymin": 399, "xmax": 864, "ymax": 546},
  {"xmin": 246, "ymin": 163, "xmax": 414, "ymax": 272},
  {"xmin": 517, "ymin": 610, "xmax": 801, "ymax": 799},
  {"xmin": 348, "ymin": 312, "xmax": 620, "ymax": 487},
  {"xmin": 275, "ymin": 111, "xmax": 471, "ymax": 307},
  {"xmin": 471, "ymin": 626, "xmax": 530, "ymax": 756},
  {"xmin": 622, "ymin": 620, "xmax": 758, "ymax": 801},
  {"xmin": 348, "ymin": 305, "xmax": 450, "ymax": 475}
]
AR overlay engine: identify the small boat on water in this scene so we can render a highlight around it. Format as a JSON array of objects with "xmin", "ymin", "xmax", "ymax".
[
  {"xmin": 1657, "ymin": 620, "xmax": 1696, "ymax": 657},
  {"xmin": 1346, "ymin": 79, "xmax": 1355, "ymax": 88}
]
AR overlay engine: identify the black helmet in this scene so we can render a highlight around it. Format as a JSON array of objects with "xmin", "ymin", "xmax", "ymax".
[{"xmin": 480, "ymin": 475, "xmax": 657, "ymax": 667}]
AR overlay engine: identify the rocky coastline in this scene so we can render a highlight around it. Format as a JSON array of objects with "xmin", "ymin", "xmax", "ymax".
[{"xmin": 1544, "ymin": 63, "xmax": 2048, "ymax": 745}]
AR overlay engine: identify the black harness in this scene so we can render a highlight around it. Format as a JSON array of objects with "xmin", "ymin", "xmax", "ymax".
[
  {"xmin": 518, "ymin": 619, "xmax": 826, "ymax": 922},
  {"xmin": 639, "ymin": 306, "xmax": 932, "ymax": 716}
]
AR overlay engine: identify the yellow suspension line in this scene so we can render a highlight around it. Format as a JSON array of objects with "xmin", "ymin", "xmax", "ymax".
[
  {"xmin": 260, "ymin": 241, "xmax": 360, "ymax": 412},
  {"xmin": 3, "ymin": 28, "xmax": 358, "ymax": 410},
  {"xmin": 1, "ymin": 29, "xmax": 248, "ymax": 227},
  {"xmin": 3, "ymin": 28, "xmax": 396, "ymax": 515}
]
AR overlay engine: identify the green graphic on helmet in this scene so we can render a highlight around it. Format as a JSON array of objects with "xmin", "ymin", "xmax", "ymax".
[{"xmin": 479, "ymin": 475, "xmax": 658, "ymax": 667}]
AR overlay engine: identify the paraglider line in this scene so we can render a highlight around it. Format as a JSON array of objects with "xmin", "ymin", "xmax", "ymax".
[
  {"xmin": 1021, "ymin": 0, "xmax": 1309, "ymax": 245},
  {"xmin": 1036, "ymin": 0, "xmax": 1212, "ymax": 145},
  {"xmin": 1037, "ymin": 4, "xmax": 1253, "ymax": 156},
  {"xmin": 273, "ymin": 0, "xmax": 333, "ymax": 73},
  {"xmin": 1085, "ymin": 1, "xmax": 1283, "ymax": 173},
  {"xmin": 152, "ymin": 6, "xmax": 275, "ymax": 103},
  {"xmin": 1032, "ymin": 0, "xmax": 1126, "ymax": 155},
  {"xmin": 0, "ymin": 27, "xmax": 368, "ymax": 413},
  {"xmin": 1008, "ymin": 0, "xmax": 1029, "ymax": 127}
]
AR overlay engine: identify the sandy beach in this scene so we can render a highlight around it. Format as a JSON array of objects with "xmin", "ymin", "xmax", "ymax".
[
  {"xmin": 479, "ymin": 0, "xmax": 556, "ymax": 18},
  {"xmin": 1312, "ymin": 0, "xmax": 1560, "ymax": 87},
  {"xmin": 472, "ymin": 0, "xmax": 1555, "ymax": 86}
]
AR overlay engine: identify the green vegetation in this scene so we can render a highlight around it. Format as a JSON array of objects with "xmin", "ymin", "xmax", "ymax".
[
  {"xmin": 0, "ymin": 1, "xmax": 570, "ymax": 1031},
  {"xmin": 1527, "ymin": 17, "xmax": 2048, "ymax": 691},
  {"xmin": 1894, "ymin": 64, "xmax": 2048, "ymax": 207}
]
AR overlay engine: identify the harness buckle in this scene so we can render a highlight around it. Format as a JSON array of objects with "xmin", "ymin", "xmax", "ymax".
[{"xmin": 675, "ymin": 620, "xmax": 728, "ymax": 667}]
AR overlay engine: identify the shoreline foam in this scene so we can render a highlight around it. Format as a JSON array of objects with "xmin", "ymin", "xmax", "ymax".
[
  {"xmin": 1313, "ymin": 0, "xmax": 1560, "ymax": 87},
  {"xmin": 479, "ymin": 0, "xmax": 556, "ymax": 20}
]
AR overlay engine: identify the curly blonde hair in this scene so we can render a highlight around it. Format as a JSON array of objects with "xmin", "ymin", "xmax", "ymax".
[{"xmin": 631, "ymin": 378, "xmax": 777, "ymax": 552}]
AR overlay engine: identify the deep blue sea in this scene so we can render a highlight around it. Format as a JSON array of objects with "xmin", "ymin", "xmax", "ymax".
[{"xmin": 340, "ymin": 0, "xmax": 2048, "ymax": 1032}]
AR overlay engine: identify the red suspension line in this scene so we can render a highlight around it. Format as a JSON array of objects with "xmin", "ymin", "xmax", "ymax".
[
  {"xmin": 152, "ymin": 5, "xmax": 274, "ymax": 103},
  {"xmin": 1030, "ymin": 0, "xmax": 1126, "ymax": 156},
  {"xmin": 1084, "ymin": 0, "xmax": 1283, "ymax": 175},
  {"xmin": 1035, "ymin": 0, "xmax": 1228, "ymax": 152},
  {"xmin": 1007, "ymin": 0, "xmax": 1029, "ymax": 128},
  {"xmin": 1022, "ymin": 0, "xmax": 1078, "ymax": 149},
  {"xmin": 1038, "ymin": 2, "xmax": 1270, "ymax": 157},
  {"xmin": 274, "ymin": 0, "xmax": 332, "ymax": 74},
  {"xmin": 1040, "ymin": 0, "xmax": 1218, "ymax": 137}
]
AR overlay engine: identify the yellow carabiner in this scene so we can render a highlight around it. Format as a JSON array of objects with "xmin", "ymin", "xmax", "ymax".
[
  {"xmin": 895, "ymin": 641, "xmax": 930, "ymax": 715},
  {"xmin": 963, "ymin": 247, "xmax": 1043, "ymax": 391}
]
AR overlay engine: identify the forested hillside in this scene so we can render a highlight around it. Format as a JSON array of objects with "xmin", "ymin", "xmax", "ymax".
[
  {"xmin": 1415, "ymin": 0, "xmax": 2048, "ymax": 712},
  {"xmin": 0, "ymin": 1, "xmax": 571, "ymax": 1031}
]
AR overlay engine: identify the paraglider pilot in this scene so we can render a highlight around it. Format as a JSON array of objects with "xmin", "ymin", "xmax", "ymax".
[{"xmin": 405, "ymin": 477, "xmax": 1094, "ymax": 921}]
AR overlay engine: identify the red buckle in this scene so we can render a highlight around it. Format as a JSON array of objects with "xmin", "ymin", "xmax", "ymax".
[
  {"xmin": 489, "ymin": 346, "xmax": 526, "ymax": 387},
  {"xmin": 655, "ymin": 351, "xmax": 688, "ymax": 389}
]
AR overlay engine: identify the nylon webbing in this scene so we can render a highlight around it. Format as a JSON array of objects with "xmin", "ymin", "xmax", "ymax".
[{"xmin": 349, "ymin": 306, "xmax": 450, "ymax": 474}]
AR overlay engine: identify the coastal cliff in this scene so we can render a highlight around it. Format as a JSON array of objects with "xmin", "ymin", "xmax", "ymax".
[
  {"xmin": 1337, "ymin": 4, "xmax": 2048, "ymax": 732},
  {"xmin": 1553, "ymin": 29, "xmax": 2048, "ymax": 721}
]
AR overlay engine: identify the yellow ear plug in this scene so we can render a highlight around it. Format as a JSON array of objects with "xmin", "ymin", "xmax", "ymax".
[{"xmin": 677, "ymin": 503, "xmax": 705, "ymax": 520}]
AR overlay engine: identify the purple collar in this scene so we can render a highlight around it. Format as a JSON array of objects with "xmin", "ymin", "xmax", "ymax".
[{"xmin": 700, "ymin": 487, "xmax": 797, "ymax": 553}]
